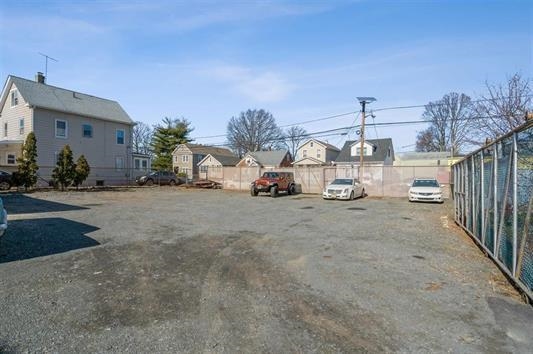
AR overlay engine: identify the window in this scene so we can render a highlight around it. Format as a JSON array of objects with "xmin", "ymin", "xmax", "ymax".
[
  {"xmin": 310, "ymin": 142, "xmax": 314, "ymax": 147},
  {"xmin": 134, "ymin": 158, "xmax": 141, "ymax": 170},
  {"xmin": 82, "ymin": 124, "xmax": 93, "ymax": 138},
  {"xmin": 116, "ymin": 129, "xmax": 125, "ymax": 145},
  {"xmin": 55, "ymin": 119, "xmax": 67, "ymax": 138},
  {"xmin": 174, "ymin": 156, "xmax": 178, "ymax": 162},
  {"xmin": 182, "ymin": 155, "xmax": 189, "ymax": 163},
  {"xmin": 317, "ymin": 149, "xmax": 321, "ymax": 159},
  {"xmin": 303, "ymin": 150, "xmax": 307, "ymax": 158},
  {"xmin": 19, "ymin": 119, "xmax": 24, "ymax": 135},
  {"xmin": 3, "ymin": 123, "xmax": 7, "ymax": 137},
  {"xmin": 115, "ymin": 156, "xmax": 124, "ymax": 170},
  {"xmin": 10, "ymin": 90, "xmax": 18, "ymax": 107},
  {"xmin": 355, "ymin": 147, "xmax": 368, "ymax": 156},
  {"xmin": 6, "ymin": 153, "xmax": 16, "ymax": 165},
  {"xmin": 200, "ymin": 165, "xmax": 208, "ymax": 173},
  {"xmin": 141, "ymin": 160, "xmax": 148, "ymax": 170}
]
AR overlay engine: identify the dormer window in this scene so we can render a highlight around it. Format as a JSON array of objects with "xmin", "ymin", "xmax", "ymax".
[
  {"xmin": 10, "ymin": 90, "xmax": 18, "ymax": 107},
  {"xmin": 310, "ymin": 142, "xmax": 314, "ymax": 147},
  {"xmin": 355, "ymin": 146, "xmax": 369, "ymax": 156}
]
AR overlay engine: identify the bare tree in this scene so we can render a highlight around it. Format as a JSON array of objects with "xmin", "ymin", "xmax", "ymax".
[
  {"xmin": 283, "ymin": 126, "xmax": 307, "ymax": 160},
  {"xmin": 226, "ymin": 109, "xmax": 284, "ymax": 157},
  {"xmin": 132, "ymin": 121, "xmax": 153, "ymax": 155},
  {"xmin": 472, "ymin": 73, "xmax": 532, "ymax": 141},
  {"xmin": 415, "ymin": 92, "xmax": 474, "ymax": 155}
]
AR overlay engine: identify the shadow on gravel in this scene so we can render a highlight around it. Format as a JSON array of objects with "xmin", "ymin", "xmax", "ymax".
[
  {"xmin": 2, "ymin": 194, "xmax": 89, "ymax": 215},
  {"xmin": 0, "ymin": 218, "xmax": 100, "ymax": 263}
]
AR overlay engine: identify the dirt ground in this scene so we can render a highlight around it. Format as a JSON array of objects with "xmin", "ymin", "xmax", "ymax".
[{"xmin": 1, "ymin": 188, "xmax": 532, "ymax": 353}]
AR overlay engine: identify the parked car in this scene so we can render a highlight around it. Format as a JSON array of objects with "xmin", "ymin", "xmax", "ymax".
[
  {"xmin": 0, "ymin": 170, "xmax": 13, "ymax": 190},
  {"xmin": 323, "ymin": 178, "xmax": 365, "ymax": 200},
  {"xmin": 135, "ymin": 171, "xmax": 179, "ymax": 186},
  {"xmin": 0, "ymin": 196, "xmax": 7, "ymax": 239},
  {"xmin": 408, "ymin": 178, "xmax": 443, "ymax": 203},
  {"xmin": 251, "ymin": 172, "xmax": 295, "ymax": 197}
]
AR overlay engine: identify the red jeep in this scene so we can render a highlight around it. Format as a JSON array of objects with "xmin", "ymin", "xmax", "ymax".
[{"xmin": 251, "ymin": 172, "xmax": 296, "ymax": 198}]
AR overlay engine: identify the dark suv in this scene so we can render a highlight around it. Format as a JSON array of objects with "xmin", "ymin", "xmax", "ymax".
[
  {"xmin": 136, "ymin": 171, "xmax": 179, "ymax": 186},
  {"xmin": 251, "ymin": 171, "xmax": 295, "ymax": 197}
]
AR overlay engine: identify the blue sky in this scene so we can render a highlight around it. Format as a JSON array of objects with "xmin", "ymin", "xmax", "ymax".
[{"xmin": 1, "ymin": 0, "xmax": 531, "ymax": 152}]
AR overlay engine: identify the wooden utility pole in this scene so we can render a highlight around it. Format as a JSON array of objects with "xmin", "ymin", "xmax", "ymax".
[{"xmin": 356, "ymin": 97, "xmax": 376, "ymax": 182}]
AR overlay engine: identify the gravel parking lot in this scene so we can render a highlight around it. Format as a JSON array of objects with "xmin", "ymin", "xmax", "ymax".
[{"xmin": 1, "ymin": 188, "xmax": 532, "ymax": 353}]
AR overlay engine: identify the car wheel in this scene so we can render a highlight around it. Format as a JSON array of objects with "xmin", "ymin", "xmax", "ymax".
[
  {"xmin": 0, "ymin": 182, "xmax": 10, "ymax": 190},
  {"xmin": 349, "ymin": 191, "xmax": 354, "ymax": 200},
  {"xmin": 169, "ymin": 180, "xmax": 176, "ymax": 186},
  {"xmin": 270, "ymin": 185, "xmax": 278, "ymax": 198},
  {"xmin": 251, "ymin": 186, "xmax": 258, "ymax": 196},
  {"xmin": 146, "ymin": 179, "xmax": 154, "ymax": 186},
  {"xmin": 361, "ymin": 188, "xmax": 366, "ymax": 198},
  {"xmin": 288, "ymin": 184, "xmax": 295, "ymax": 195}
]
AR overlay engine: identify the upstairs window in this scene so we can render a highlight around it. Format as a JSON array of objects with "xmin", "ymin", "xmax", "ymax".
[
  {"xmin": 303, "ymin": 150, "xmax": 307, "ymax": 158},
  {"xmin": 19, "ymin": 118, "xmax": 24, "ymax": 135},
  {"xmin": 310, "ymin": 142, "xmax": 314, "ymax": 147},
  {"xmin": 182, "ymin": 155, "xmax": 189, "ymax": 163},
  {"xmin": 116, "ymin": 129, "xmax": 125, "ymax": 145},
  {"xmin": 355, "ymin": 147, "xmax": 368, "ymax": 156},
  {"xmin": 55, "ymin": 119, "xmax": 67, "ymax": 138},
  {"xmin": 317, "ymin": 149, "xmax": 321, "ymax": 159},
  {"xmin": 10, "ymin": 90, "xmax": 18, "ymax": 107},
  {"xmin": 82, "ymin": 124, "xmax": 93, "ymax": 138},
  {"xmin": 3, "ymin": 123, "xmax": 7, "ymax": 137}
]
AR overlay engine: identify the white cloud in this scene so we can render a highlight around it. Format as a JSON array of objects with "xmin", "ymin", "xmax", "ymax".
[{"xmin": 208, "ymin": 64, "xmax": 294, "ymax": 102}]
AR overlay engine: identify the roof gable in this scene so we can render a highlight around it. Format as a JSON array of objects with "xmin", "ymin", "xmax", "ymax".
[
  {"xmin": 173, "ymin": 143, "xmax": 234, "ymax": 156},
  {"xmin": 198, "ymin": 153, "xmax": 240, "ymax": 166},
  {"xmin": 1, "ymin": 76, "xmax": 133, "ymax": 125},
  {"xmin": 336, "ymin": 138, "xmax": 394, "ymax": 163},
  {"xmin": 299, "ymin": 139, "xmax": 340, "ymax": 152}
]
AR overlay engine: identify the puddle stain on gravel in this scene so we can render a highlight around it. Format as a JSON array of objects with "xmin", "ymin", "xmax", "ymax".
[
  {"xmin": 300, "ymin": 206, "xmax": 314, "ymax": 210},
  {"xmin": 54, "ymin": 232, "xmax": 399, "ymax": 352},
  {"xmin": 347, "ymin": 207, "xmax": 366, "ymax": 211}
]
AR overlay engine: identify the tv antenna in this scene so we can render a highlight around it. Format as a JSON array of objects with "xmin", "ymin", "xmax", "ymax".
[{"xmin": 38, "ymin": 52, "xmax": 58, "ymax": 78}]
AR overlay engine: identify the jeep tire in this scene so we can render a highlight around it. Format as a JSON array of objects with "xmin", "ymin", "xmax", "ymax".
[
  {"xmin": 251, "ymin": 186, "xmax": 258, "ymax": 196},
  {"xmin": 270, "ymin": 185, "xmax": 278, "ymax": 198}
]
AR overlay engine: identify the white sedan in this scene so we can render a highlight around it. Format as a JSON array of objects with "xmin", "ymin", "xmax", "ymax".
[
  {"xmin": 323, "ymin": 178, "xmax": 365, "ymax": 200},
  {"xmin": 408, "ymin": 178, "xmax": 443, "ymax": 203}
]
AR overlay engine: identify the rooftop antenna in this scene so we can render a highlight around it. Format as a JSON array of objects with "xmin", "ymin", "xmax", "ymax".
[{"xmin": 38, "ymin": 52, "xmax": 58, "ymax": 78}]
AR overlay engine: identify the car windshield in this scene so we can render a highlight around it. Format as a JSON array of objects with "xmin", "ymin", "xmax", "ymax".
[
  {"xmin": 412, "ymin": 179, "xmax": 439, "ymax": 187},
  {"xmin": 331, "ymin": 179, "xmax": 353, "ymax": 185},
  {"xmin": 263, "ymin": 172, "xmax": 279, "ymax": 178}
]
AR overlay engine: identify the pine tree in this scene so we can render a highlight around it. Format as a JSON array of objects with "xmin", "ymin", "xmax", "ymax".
[
  {"xmin": 73, "ymin": 155, "xmax": 90, "ymax": 189},
  {"xmin": 16, "ymin": 132, "xmax": 39, "ymax": 189},
  {"xmin": 52, "ymin": 145, "xmax": 76, "ymax": 191},
  {"xmin": 151, "ymin": 117, "xmax": 193, "ymax": 170}
]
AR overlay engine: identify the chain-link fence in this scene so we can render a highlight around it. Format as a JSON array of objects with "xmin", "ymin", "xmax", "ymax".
[{"xmin": 453, "ymin": 120, "xmax": 533, "ymax": 302}]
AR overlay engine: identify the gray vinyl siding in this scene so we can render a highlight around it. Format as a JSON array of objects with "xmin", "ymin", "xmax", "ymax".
[{"xmin": 33, "ymin": 107, "xmax": 132, "ymax": 183}]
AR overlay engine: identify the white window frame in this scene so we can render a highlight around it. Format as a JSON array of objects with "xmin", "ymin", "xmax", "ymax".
[
  {"xmin": 55, "ymin": 119, "xmax": 68, "ymax": 139},
  {"xmin": 182, "ymin": 155, "xmax": 189, "ymax": 163},
  {"xmin": 82, "ymin": 124, "xmax": 93, "ymax": 138},
  {"xmin": 115, "ymin": 156, "xmax": 125, "ymax": 171},
  {"xmin": 19, "ymin": 118, "xmax": 24, "ymax": 135},
  {"xmin": 10, "ymin": 90, "xmax": 18, "ymax": 107},
  {"xmin": 6, "ymin": 152, "xmax": 16, "ymax": 165},
  {"xmin": 134, "ymin": 158, "xmax": 141, "ymax": 170},
  {"xmin": 141, "ymin": 160, "xmax": 148, "ymax": 170},
  {"xmin": 116, "ymin": 129, "xmax": 125, "ymax": 145},
  {"xmin": 317, "ymin": 149, "xmax": 321, "ymax": 159},
  {"xmin": 3, "ymin": 122, "xmax": 7, "ymax": 138}
]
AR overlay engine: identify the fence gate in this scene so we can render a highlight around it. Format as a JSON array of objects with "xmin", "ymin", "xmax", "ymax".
[{"xmin": 294, "ymin": 167, "xmax": 325, "ymax": 194}]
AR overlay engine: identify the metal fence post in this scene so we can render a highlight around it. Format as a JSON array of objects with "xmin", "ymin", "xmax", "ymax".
[{"xmin": 513, "ymin": 132, "xmax": 518, "ymax": 276}]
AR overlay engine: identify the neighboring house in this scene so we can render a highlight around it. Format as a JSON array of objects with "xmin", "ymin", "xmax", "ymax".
[
  {"xmin": 0, "ymin": 73, "xmax": 135, "ymax": 185},
  {"xmin": 394, "ymin": 151, "xmax": 462, "ymax": 167},
  {"xmin": 293, "ymin": 139, "xmax": 340, "ymax": 166},
  {"xmin": 335, "ymin": 138, "xmax": 395, "ymax": 166},
  {"xmin": 197, "ymin": 153, "xmax": 241, "ymax": 179},
  {"xmin": 172, "ymin": 144, "xmax": 234, "ymax": 180},
  {"xmin": 236, "ymin": 150, "xmax": 292, "ymax": 168},
  {"xmin": 131, "ymin": 152, "xmax": 152, "ymax": 178}
]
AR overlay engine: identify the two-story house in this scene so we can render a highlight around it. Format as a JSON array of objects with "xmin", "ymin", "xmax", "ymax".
[
  {"xmin": 293, "ymin": 139, "xmax": 340, "ymax": 166},
  {"xmin": 335, "ymin": 138, "xmax": 395, "ymax": 166},
  {"xmin": 172, "ymin": 144, "xmax": 235, "ymax": 180},
  {"xmin": 0, "ymin": 73, "xmax": 134, "ymax": 185},
  {"xmin": 236, "ymin": 150, "xmax": 292, "ymax": 168}
]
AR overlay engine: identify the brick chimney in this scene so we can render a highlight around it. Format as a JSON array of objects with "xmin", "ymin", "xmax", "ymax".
[{"xmin": 36, "ymin": 72, "xmax": 45, "ymax": 84}]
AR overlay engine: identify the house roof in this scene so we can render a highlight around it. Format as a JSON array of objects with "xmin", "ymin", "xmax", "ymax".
[
  {"xmin": 174, "ymin": 143, "xmax": 235, "ymax": 156},
  {"xmin": 198, "ymin": 153, "xmax": 240, "ymax": 166},
  {"xmin": 302, "ymin": 138, "xmax": 340, "ymax": 151},
  {"xmin": 246, "ymin": 150, "xmax": 289, "ymax": 166},
  {"xmin": 335, "ymin": 138, "xmax": 394, "ymax": 163},
  {"xmin": 2, "ymin": 75, "xmax": 134, "ymax": 125}
]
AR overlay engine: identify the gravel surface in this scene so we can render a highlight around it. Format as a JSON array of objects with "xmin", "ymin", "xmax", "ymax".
[{"xmin": 0, "ymin": 188, "xmax": 532, "ymax": 353}]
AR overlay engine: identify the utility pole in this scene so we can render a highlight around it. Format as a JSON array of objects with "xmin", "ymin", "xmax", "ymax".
[{"xmin": 356, "ymin": 97, "xmax": 376, "ymax": 182}]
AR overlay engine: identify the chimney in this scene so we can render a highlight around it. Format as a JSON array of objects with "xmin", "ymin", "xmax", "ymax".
[
  {"xmin": 526, "ymin": 111, "xmax": 533, "ymax": 121},
  {"xmin": 36, "ymin": 72, "xmax": 45, "ymax": 84}
]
